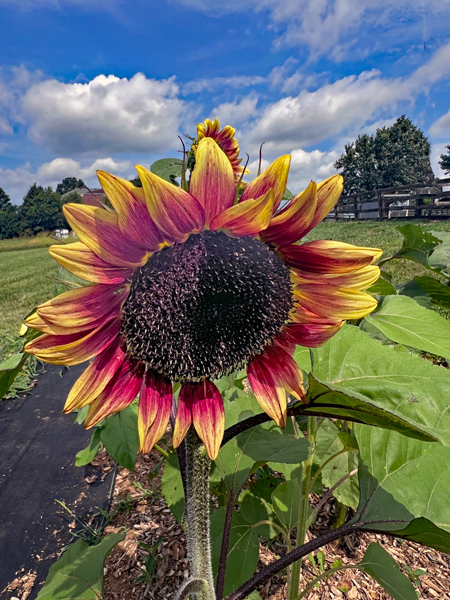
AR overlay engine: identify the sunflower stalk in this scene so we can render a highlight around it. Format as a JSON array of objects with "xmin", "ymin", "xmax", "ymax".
[
  {"xmin": 287, "ymin": 416, "xmax": 318, "ymax": 600},
  {"xmin": 184, "ymin": 428, "xmax": 216, "ymax": 600}
]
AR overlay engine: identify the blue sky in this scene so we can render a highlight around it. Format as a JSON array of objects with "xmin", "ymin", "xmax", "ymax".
[{"xmin": 1, "ymin": 0, "xmax": 450, "ymax": 203}]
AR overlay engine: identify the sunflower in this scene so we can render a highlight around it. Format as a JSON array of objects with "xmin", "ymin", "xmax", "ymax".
[{"xmin": 24, "ymin": 120, "xmax": 381, "ymax": 461}]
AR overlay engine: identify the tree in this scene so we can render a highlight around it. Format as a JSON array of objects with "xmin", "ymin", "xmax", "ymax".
[
  {"xmin": 0, "ymin": 187, "xmax": 20, "ymax": 239},
  {"xmin": 56, "ymin": 177, "xmax": 86, "ymax": 195},
  {"xmin": 23, "ymin": 183, "xmax": 45, "ymax": 203},
  {"xmin": 439, "ymin": 145, "xmax": 450, "ymax": 175},
  {"xmin": 334, "ymin": 116, "xmax": 434, "ymax": 195},
  {"xmin": 0, "ymin": 186, "xmax": 11, "ymax": 210},
  {"xmin": 19, "ymin": 187, "xmax": 65, "ymax": 234}
]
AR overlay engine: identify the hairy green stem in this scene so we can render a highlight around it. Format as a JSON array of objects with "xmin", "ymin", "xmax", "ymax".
[
  {"xmin": 287, "ymin": 416, "xmax": 317, "ymax": 600},
  {"xmin": 185, "ymin": 428, "xmax": 215, "ymax": 600}
]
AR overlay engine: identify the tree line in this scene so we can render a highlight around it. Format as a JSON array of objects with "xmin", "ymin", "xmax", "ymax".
[
  {"xmin": 334, "ymin": 116, "xmax": 450, "ymax": 196},
  {"xmin": 0, "ymin": 177, "xmax": 85, "ymax": 239}
]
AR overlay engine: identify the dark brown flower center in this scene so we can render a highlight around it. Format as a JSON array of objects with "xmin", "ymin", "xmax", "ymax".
[{"xmin": 121, "ymin": 230, "xmax": 293, "ymax": 382}]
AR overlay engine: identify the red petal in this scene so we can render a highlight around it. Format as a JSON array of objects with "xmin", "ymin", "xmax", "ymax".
[
  {"xmin": 261, "ymin": 181, "xmax": 317, "ymax": 246},
  {"xmin": 97, "ymin": 171, "xmax": 165, "ymax": 251},
  {"xmin": 240, "ymin": 155, "xmax": 290, "ymax": 213},
  {"xmin": 248, "ymin": 345, "xmax": 306, "ymax": 427},
  {"xmin": 84, "ymin": 359, "xmax": 144, "ymax": 428},
  {"xmin": 63, "ymin": 204, "xmax": 147, "ymax": 267},
  {"xmin": 63, "ymin": 336, "xmax": 126, "ymax": 413},
  {"xmin": 189, "ymin": 137, "xmax": 236, "ymax": 226},
  {"xmin": 210, "ymin": 190, "xmax": 274, "ymax": 238},
  {"xmin": 279, "ymin": 240, "xmax": 382, "ymax": 274},
  {"xmin": 136, "ymin": 165, "xmax": 205, "ymax": 243},
  {"xmin": 138, "ymin": 371, "xmax": 172, "ymax": 454},
  {"xmin": 279, "ymin": 322, "xmax": 344, "ymax": 348},
  {"xmin": 49, "ymin": 242, "xmax": 133, "ymax": 285},
  {"xmin": 172, "ymin": 384, "xmax": 194, "ymax": 449},
  {"xmin": 24, "ymin": 318, "xmax": 122, "ymax": 366},
  {"xmin": 191, "ymin": 380, "xmax": 224, "ymax": 460}
]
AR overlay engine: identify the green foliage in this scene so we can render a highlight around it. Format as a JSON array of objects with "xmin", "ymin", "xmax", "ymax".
[
  {"xmin": 364, "ymin": 295, "xmax": 450, "ymax": 359},
  {"xmin": 0, "ymin": 188, "xmax": 20, "ymax": 239},
  {"xmin": 19, "ymin": 186, "xmax": 65, "ymax": 234},
  {"xmin": 161, "ymin": 451, "xmax": 185, "ymax": 524},
  {"xmin": 353, "ymin": 424, "xmax": 450, "ymax": 549},
  {"xmin": 210, "ymin": 507, "xmax": 260, "ymax": 596},
  {"xmin": 37, "ymin": 533, "xmax": 125, "ymax": 599},
  {"xmin": 99, "ymin": 404, "xmax": 139, "ymax": 471},
  {"xmin": 389, "ymin": 224, "xmax": 442, "ymax": 267},
  {"xmin": 334, "ymin": 116, "xmax": 433, "ymax": 195},
  {"xmin": 439, "ymin": 144, "xmax": 450, "ymax": 175},
  {"xmin": 56, "ymin": 177, "xmax": 86, "ymax": 195},
  {"xmin": 150, "ymin": 158, "xmax": 183, "ymax": 185},
  {"xmin": 75, "ymin": 429, "xmax": 102, "ymax": 467},
  {"xmin": 355, "ymin": 543, "xmax": 418, "ymax": 600}
]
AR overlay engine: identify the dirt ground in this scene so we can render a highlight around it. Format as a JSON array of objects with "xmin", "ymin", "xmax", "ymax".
[{"xmin": 102, "ymin": 450, "xmax": 450, "ymax": 600}]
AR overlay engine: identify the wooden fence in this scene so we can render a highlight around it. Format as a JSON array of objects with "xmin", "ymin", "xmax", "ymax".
[{"xmin": 325, "ymin": 178, "xmax": 450, "ymax": 220}]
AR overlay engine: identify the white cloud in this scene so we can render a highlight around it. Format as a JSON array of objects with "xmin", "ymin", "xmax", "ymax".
[
  {"xmin": 243, "ymin": 41, "xmax": 450, "ymax": 154},
  {"xmin": 210, "ymin": 94, "xmax": 258, "ymax": 127},
  {"xmin": 430, "ymin": 108, "xmax": 450, "ymax": 137},
  {"xmin": 21, "ymin": 73, "xmax": 186, "ymax": 154},
  {"xmin": 0, "ymin": 157, "xmax": 133, "ymax": 204},
  {"xmin": 431, "ymin": 143, "xmax": 450, "ymax": 178},
  {"xmin": 288, "ymin": 148, "xmax": 339, "ymax": 191}
]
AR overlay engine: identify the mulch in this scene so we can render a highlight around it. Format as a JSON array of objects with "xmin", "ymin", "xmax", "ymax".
[{"xmin": 103, "ymin": 450, "xmax": 450, "ymax": 600}]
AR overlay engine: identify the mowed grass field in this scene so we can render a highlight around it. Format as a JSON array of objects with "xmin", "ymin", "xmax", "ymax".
[
  {"xmin": 1, "ymin": 220, "xmax": 450, "ymax": 335},
  {"xmin": 0, "ymin": 235, "xmax": 77, "ymax": 334}
]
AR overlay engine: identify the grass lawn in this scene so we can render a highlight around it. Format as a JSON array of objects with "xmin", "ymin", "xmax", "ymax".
[
  {"xmin": 0, "ymin": 235, "xmax": 77, "ymax": 334},
  {"xmin": 1, "ymin": 220, "xmax": 450, "ymax": 335}
]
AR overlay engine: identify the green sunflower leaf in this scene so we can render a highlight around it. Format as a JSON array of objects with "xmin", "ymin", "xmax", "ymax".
[
  {"xmin": 364, "ymin": 295, "xmax": 450, "ymax": 359},
  {"xmin": 161, "ymin": 451, "xmax": 185, "ymax": 525},
  {"xmin": 36, "ymin": 533, "xmax": 125, "ymax": 599},
  {"xmin": 307, "ymin": 325, "xmax": 450, "ymax": 446},
  {"xmin": 393, "ymin": 224, "xmax": 442, "ymax": 267},
  {"xmin": 100, "ymin": 405, "xmax": 139, "ymax": 471},
  {"xmin": 414, "ymin": 275, "xmax": 450, "ymax": 309},
  {"xmin": 150, "ymin": 158, "xmax": 183, "ymax": 184},
  {"xmin": 352, "ymin": 424, "xmax": 450, "ymax": 553},
  {"xmin": 355, "ymin": 543, "xmax": 418, "ymax": 600},
  {"xmin": 210, "ymin": 507, "xmax": 259, "ymax": 597}
]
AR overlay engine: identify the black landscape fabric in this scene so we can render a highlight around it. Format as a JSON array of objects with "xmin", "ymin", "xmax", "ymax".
[{"xmin": 0, "ymin": 363, "xmax": 114, "ymax": 599}]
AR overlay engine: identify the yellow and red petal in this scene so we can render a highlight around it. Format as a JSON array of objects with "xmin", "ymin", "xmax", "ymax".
[
  {"xmin": 63, "ymin": 204, "xmax": 147, "ymax": 267},
  {"xmin": 240, "ymin": 155, "xmax": 290, "ymax": 213},
  {"xmin": 210, "ymin": 189, "xmax": 274, "ymax": 237},
  {"xmin": 189, "ymin": 137, "xmax": 236, "ymax": 226},
  {"xmin": 292, "ymin": 265, "xmax": 381, "ymax": 291},
  {"xmin": 97, "ymin": 171, "xmax": 165, "ymax": 252},
  {"xmin": 84, "ymin": 359, "xmax": 144, "ymax": 428},
  {"xmin": 63, "ymin": 336, "xmax": 126, "ymax": 413},
  {"xmin": 279, "ymin": 240, "xmax": 382, "ymax": 274},
  {"xmin": 29, "ymin": 284, "xmax": 129, "ymax": 334},
  {"xmin": 248, "ymin": 344, "xmax": 305, "ymax": 428},
  {"xmin": 300, "ymin": 175, "xmax": 343, "ymax": 237},
  {"xmin": 172, "ymin": 384, "xmax": 194, "ymax": 449},
  {"xmin": 279, "ymin": 321, "xmax": 344, "ymax": 349},
  {"xmin": 191, "ymin": 380, "xmax": 224, "ymax": 460},
  {"xmin": 261, "ymin": 181, "xmax": 317, "ymax": 246},
  {"xmin": 290, "ymin": 304, "xmax": 342, "ymax": 325},
  {"xmin": 49, "ymin": 242, "xmax": 133, "ymax": 285},
  {"xmin": 136, "ymin": 165, "xmax": 205, "ymax": 243},
  {"xmin": 197, "ymin": 118, "xmax": 247, "ymax": 181},
  {"xmin": 138, "ymin": 371, "xmax": 172, "ymax": 454},
  {"xmin": 24, "ymin": 317, "xmax": 122, "ymax": 366},
  {"xmin": 294, "ymin": 285, "xmax": 378, "ymax": 320}
]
